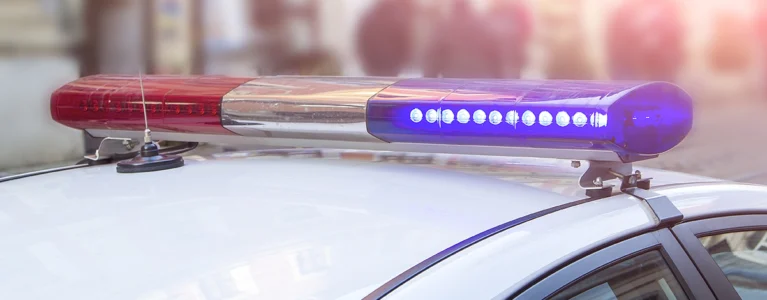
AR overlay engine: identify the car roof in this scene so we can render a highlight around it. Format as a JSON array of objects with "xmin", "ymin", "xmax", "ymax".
[
  {"xmin": 198, "ymin": 148, "xmax": 721, "ymax": 198},
  {"xmin": 0, "ymin": 151, "xmax": 569, "ymax": 299},
  {"xmin": 0, "ymin": 149, "xmax": 733, "ymax": 299},
  {"xmin": 385, "ymin": 182, "xmax": 767, "ymax": 299}
]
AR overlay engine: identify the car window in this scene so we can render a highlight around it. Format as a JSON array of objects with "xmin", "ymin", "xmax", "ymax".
[
  {"xmin": 698, "ymin": 230, "xmax": 767, "ymax": 299},
  {"xmin": 550, "ymin": 250, "xmax": 689, "ymax": 300}
]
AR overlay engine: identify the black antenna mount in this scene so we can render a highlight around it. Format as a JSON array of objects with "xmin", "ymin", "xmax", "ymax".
[
  {"xmin": 116, "ymin": 69, "xmax": 184, "ymax": 173},
  {"xmin": 116, "ymin": 140, "xmax": 184, "ymax": 173}
]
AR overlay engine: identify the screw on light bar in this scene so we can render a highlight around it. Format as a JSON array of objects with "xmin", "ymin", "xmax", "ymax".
[{"xmin": 51, "ymin": 76, "xmax": 693, "ymax": 163}]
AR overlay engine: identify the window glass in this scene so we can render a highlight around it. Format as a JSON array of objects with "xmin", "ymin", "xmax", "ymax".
[
  {"xmin": 699, "ymin": 230, "xmax": 767, "ymax": 299},
  {"xmin": 551, "ymin": 250, "xmax": 688, "ymax": 300}
]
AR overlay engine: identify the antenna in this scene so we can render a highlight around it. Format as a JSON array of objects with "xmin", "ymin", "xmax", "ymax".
[
  {"xmin": 138, "ymin": 68, "xmax": 151, "ymax": 144},
  {"xmin": 115, "ymin": 66, "xmax": 184, "ymax": 173}
]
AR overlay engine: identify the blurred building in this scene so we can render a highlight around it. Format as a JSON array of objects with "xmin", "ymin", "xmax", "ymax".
[
  {"xmin": 0, "ymin": 0, "xmax": 84, "ymax": 171},
  {"xmin": 1, "ymin": 0, "xmax": 767, "ymax": 173},
  {"xmin": 537, "ymin": 0, "xmax": 595, "ymax": 80}
]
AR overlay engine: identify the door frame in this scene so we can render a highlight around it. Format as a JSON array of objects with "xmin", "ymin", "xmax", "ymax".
[{"xmin": 672, "ymin": 214, "xmax": 767, "ymax": 299}]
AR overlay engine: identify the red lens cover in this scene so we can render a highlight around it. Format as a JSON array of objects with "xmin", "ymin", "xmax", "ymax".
[{"xmin": 51, "ymin": 75, "xmax": 253, "ymax": 135}]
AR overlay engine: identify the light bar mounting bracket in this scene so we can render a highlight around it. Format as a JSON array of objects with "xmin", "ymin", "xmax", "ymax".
[
  {"xmin": 578, "ymin": 160, "xmax": 652, "ymax": 198},
  {"xmin": 84, "ymin": 137, "xmax": 140, "ymax": 163}
]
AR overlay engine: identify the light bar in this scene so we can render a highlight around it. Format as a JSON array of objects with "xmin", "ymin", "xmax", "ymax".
[{"xmin": 51, "ymin": 75, "xmax": 693, "ymax": 162}]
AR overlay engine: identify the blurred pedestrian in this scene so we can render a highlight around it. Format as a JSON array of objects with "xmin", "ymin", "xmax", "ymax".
[
  {"xmin": 486, "ymin": 0, "xmax": 533, "ymax": 78},
  {"xmin": 423, "ymin": 0, "xmax": 502, "ymax": 78},
  {"xmin": 271, "ymin": 50, "xmax": 342, "ymax": 76},
  {"xmin": 538, "ymin": 0, "xmax": 594, "ymax": 80},
  {"xmin": 356, "ymin": 0, "xmax": 415, "ymax": 76},
  {"xmin": 756, "ymin": 2, "xmax": 767, "ymax": 96},
  {"xmin": 606, "ymin": 0, "xmax": 685, "ymax": 82},
  {"xmin": 708, "ymin": 12, "xmax": 753, "ymax": 74}
]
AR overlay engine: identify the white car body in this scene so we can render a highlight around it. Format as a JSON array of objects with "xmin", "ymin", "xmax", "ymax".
[{"xmin": 1, "ymin": 150, "xmax": 764, "ymax": 300}]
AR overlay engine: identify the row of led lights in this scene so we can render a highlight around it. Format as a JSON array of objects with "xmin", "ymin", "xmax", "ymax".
[
  {"xmin": 79, "ymin": 100, "xmax": 218, "ymax": 115},
  {"xmin": 410, "ymin": 108, "xmax": 608, "ymax": 128}
]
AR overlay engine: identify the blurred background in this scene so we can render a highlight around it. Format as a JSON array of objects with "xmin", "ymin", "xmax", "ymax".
[{"xmin": 1, "ymin": 0, "xmax": 766, "ymax": 184}]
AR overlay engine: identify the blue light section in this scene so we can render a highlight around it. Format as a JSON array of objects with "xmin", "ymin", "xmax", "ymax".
[{"xmin": 366, "ymin": 79, "xmax": 693, "ymax": 162}]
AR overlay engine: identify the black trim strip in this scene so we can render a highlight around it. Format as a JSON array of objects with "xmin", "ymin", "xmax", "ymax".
[
  {"xmin": 362, "ymin": 197, "xmax": 600, "ymax": 300},
  {"xmin": 681, "ymin": 214, "xmax": 767, "ymax": 236},
  {"xmin": 627, "ymin": 188, "xmax": 684, "ymax": 226},
  {"xmin": 0, "ymin": 164, "xmax": 89, "ymax": 183},
  {"xmin": 682, "ymin": 209, "xmax": 767, "ymax": 223}
]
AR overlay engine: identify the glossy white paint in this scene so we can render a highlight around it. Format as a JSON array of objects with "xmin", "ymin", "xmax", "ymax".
[
  {"xmin": 382, "ymin": 183, "xmax": 767, "ymax": 299},
  {"xmin": 0, "ymin": 156, "xmax": 573, "ymax": 300},
  {"xmin": 0, "ymin": 148, "xmax": 757, "ymax": 300},
  {"xmin": 213, "ymin": 149, "xmax": 722, "ymax": 199},
  {"xmin": 384, "ymin": 194, "xmax": 656, "ymax": 300}
]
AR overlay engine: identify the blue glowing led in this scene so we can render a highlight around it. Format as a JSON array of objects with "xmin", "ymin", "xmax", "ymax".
[
  {"xmin": 522, "ymin": 110, "xmax": 535, "ymax": 126},
  {"xmin": 366, "ymin": 79, "xmax": 694, "ymax": 162},
  {"xmin": 556, "ymin": 111, "xmax": 570, "ymax": 127},
  {"xmin": 473, "ymin": 110, "xmax": 487, "ymax": 124},
  {"xmin": 457, "ymin": 109, "xmax": 470, "ymax": 124},
  {"xmin": 573, "ymin": 112, "xmax": 587, "ymax": 127},
  {"xmin": 506, "ymin": 110, "xmax": 519, "ymax": 126},
  {"xmin": 590, "ymin": 113, "xmax": 608, "ymax": 128},
  {"xmin": 426, "ymin": 109, "xmax": 439, "ymax": 123},
  {"xmin": 442, "ymin": 109, "xmax": 454, "ymax": 124},
  {"xmin": 489, "ymin": 110, "xmax": 502, "ymax": 125},
  {"xmin": 539, "ymin": 111, "xmax": 553, "ymax": 126},
  {"xmin": 410, "ymin": 108, "xmax": 423, "ymax": 123}
]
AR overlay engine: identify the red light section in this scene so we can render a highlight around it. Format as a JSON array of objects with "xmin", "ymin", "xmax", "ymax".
[{"xmin": 51, "ymin": 75, "xmax": 254, "ymax": 135}]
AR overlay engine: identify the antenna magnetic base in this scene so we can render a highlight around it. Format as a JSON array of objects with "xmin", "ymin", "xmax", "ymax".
[{"xmin": 116, "ymin": 143, "xmax": 184, "ymax": 173}]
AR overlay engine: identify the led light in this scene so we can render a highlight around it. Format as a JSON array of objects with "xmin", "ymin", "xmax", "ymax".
[
  {"xmin": 457, "ymin": 109, "xmax": 470, "ymax": 124},
  {"xmin": 590, "ymin": 113, "xmax": 607, "ymax": 128},
  {"xmin": 442, "ymin": 109, "xmax": 455, "ymax": 124},
  {"xmin": 410, "ymin": 108, "xmax": 423, "ymax": 123},
  {"xmin": 426, "ymin": 109, "xmax": 439, "ymax": 123},
  {"xmin": 522, "ymin": 110, "xmax": 535, "ymax": 126},
  {"xmin": 473, "ymin": 110, "xmax": 487, "ymax": 124},
  {"xmin": 506, "ymin": 110, "xmax": 519, "ymax": 126},
  {"xmin": 556, "ymin": 111, "xmax": 570, "ymax": 127},
  {"xmin": 489, "ymin": 110, "xmax": 502, "ymax": 125},
  {"xmin": 573, "ymin": 112, "xmax": 587, "ymax": 127},
  {"xmin": 539, "ymin": 111, "xmax": 552, "ymax": 126}
]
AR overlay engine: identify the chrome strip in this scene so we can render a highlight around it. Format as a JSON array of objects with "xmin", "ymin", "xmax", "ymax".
[
  {"xmin": 86, "ymin": 129, "xmax": 625, "ymax": 162},
  {"xmin": 221, "ymin": 77, "xmax": 397, "ymax": 142}
]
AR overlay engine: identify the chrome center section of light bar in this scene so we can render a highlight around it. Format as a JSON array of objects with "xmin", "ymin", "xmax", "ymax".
[{"xmin": 221, "ymin": 77, "xmax": 396, "ymax": 142}]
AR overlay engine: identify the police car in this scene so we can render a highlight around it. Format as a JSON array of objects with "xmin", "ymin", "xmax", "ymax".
[{"xmin": 1, "ymin": 76, "xmax": 765, "ymax": 299}]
